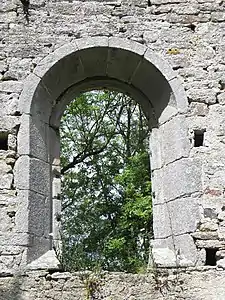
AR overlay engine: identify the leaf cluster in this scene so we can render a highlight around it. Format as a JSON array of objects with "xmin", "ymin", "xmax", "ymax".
[{"xmin": 60, "ymin": 90, "xmax": 152, "ymax": 273}]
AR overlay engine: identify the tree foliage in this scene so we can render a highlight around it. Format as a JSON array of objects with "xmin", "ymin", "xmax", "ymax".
[{"xmin": 60, "ymin": 90, "xmax": 152, "ymax": 273}]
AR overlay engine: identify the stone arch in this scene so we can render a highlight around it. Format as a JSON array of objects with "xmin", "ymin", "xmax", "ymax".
[{"xmin": 16, "ymin": 37, "xmax": 201, "ymax": 269}]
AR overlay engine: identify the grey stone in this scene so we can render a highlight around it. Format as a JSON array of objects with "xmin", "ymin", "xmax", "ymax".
[
  {"xmin": 217, "ymin": 92, "xmax": 225, "ymax": 105},
  {"xmin": 33, "ymin": 42, "xmax": 78, "ymax": 78},
  {"xmin": 174, "ymin": 234, "xmax": 198, "ymax": 267},
  {"xmin": 217, "ymin": 258, "xmax": 225, "ymax": 269},
  {"xmin": 0, "ymin": 0, "xmax": 225, "ymax": 278},
  {"xmin": 26, "ymin": 250, "xmax": 61, "ymax": 270},
  {"xmin": 18, "ymin": 113, "xmax": 50, "ymax": 161},
  {"xmin": 195, "ymin": 240, "xmax": 225, "ymax": 249},
  {"xmin": 0, "ymin": 81, "xmax": 23, "ymax": 93},
  {"xmin": 0, "ymin": 174, "xmax": 13, "ymax": 189},
  {"xmin": 161, "ymin": 114, "xmax": 190, "ymax": 165},
  {"xmin": 216, "ymin": 250, "xmax": 225, "ymax": 259},
  {"xmin": 152, "ymin": 247, "xmax": 177, "ymax": 267},
  {"xmin": 163, "ymin": 158, "xmax": 202, "ymax": 201},
  {"xmin": 108, "ymin": 37, "xmax": 146, "ymax": 56},
  {"xmin": 15, "ymin": 190, "xmax": 50, "ymax": 237},
  {"xmin": 191, "ymin": 231, "xmax": 218, "ymax": 240},
  {"xmin": 149, "ymin": 127, "xmax": 163, "ymax": 170},
  {"xmin": 168, "ymin": 197, "xmax": 200, "ymax": 235},
  {"xmin": 14, "ymin": 156, "xmax": 50, "ymax": 195},
  {"xmin": 188, "ymin": 102, "xmax": 209, "ymax": 116},
  {"xmin": 153, "ymin": 203, "xmax": 173, "ymax": 239},
  {"xmin": 151, "ymin": 168, "xmax": 164, "ymax": 205},
  {"xmin": 199, "ymin": 220, "xmax": 219, "ymax": 231}
]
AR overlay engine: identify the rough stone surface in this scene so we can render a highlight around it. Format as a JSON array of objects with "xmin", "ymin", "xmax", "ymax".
[
  {"xmin": 0, "ymin": 269, "xmax": 225, "ymax": 300},
  {"xmin": 0, "ymin": 0, "xmax": 225, "ymax": 296}
]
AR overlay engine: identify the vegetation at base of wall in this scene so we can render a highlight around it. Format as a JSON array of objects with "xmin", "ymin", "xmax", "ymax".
[
  {"xmin": 60, "ymin": 90, "xmax": 152, "ymax": 273},
  {"xmin": 80, "ymin": 270, "xmax": 104, "ymax": 300}
]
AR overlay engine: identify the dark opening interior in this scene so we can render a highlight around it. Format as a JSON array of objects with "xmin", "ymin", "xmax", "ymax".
[
  {"xmin": 194, "ymin": 130, "xmax": 205, "ymax": 147},
  {"xmin": 0, "ymin": 133, "xmax": 8, "ymax": 150},
  {"xmin": 205, "ymin": 248, "xmax": 217, "ymax": 266}
]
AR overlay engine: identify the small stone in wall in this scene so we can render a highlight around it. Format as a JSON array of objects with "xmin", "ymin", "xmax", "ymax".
[{"xmin": 217, "ymin": 258, "xmax": 225, "ymax": 269}]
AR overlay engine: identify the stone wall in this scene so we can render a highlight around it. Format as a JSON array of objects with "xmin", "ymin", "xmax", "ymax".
[
  {"xmin": 1, "ymin": 268, "xmax": 225, "ymax": 300},
  {"xmin": 0, "ymin": 0, "xmax": 225, "ymax": 297}
]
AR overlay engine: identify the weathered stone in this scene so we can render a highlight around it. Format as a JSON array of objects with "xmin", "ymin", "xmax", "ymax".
[
  {"xmin": 174, "ymin": 234, "xmax": 198, "ymax": 267},
  {"xmin": 191, "ymin": 231, "xmax": 218, "ymax": 240},
  {"xmin": 218, "ymin": 227, "xmax": 225, "ymax": 240},
  {"xmin": 217, "ymin": 92, "xmax": 225, "ymax": 105},
  {"xmin": 26, "ymin": 250, "xmax": 61, "ymax": 270},
  {"xmin": 0, "ymin": 174, "xmax": 13, "ymax": 189},
  {"xmin": 188, "ymin": 102, "xmax": 209, "ymax": 117},
  {"xmin": 0, "ymin": 0, "xmax": 224, "ymax": 292},
  {"xmin": 195, "ymin": 240, "xmax": 225, "ymax": 249},
  {"xmin": 14, "ymin": 156, "xmax": 50, "ymax": 195},
  {"xmin": 152, "ymin": 203, "xmax": 172, "ymax": 239},
  {"xmin": 163, "ymin": 158, "xmax": 202, "ymax": 201},
  {"xmin": 218, "ymin": 212, "xmax": 225, "ymax": 221},
  {"xmin": 168, "ymin": 197, "xmax": 200, "ymax": 235},
  {"xmin": 161, "ymin": 115, "xmax": 190, "ymax": 165},
  {"xmin": 216, "ymin": 250, "xmax": 225, "ymax": 259},
  {"xmin": 152, "ymin": 247, "xmax": 177, "ymax": 267},
  {"xmin": 217, "ymin": 258, "xmax": 225, "ymax": 269},
  {"xmin": 200, "ymin": 220, "xmax": 219, "ymax": 231}
]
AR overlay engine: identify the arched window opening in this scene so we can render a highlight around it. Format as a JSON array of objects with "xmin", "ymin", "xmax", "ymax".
[{"xmin": 59, "ymin": 90, "xmax": 152, "ymax": 273}]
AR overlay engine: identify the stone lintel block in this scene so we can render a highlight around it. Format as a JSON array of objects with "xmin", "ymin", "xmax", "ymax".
[
  {"xmin": 168, "ymin": 197, "xmax": 200, "ymax": 236},
  {"xmin": 174, "ymin": 234, "xmax": 197, "ymax": 267},
  {"xmin": 195, "ymin": 239, "xmax": 225, "ymax": 249},
  {"xmin": 191, "ymin": 231, "xmax": 218, "ymax": 240},
  {"xmin": 163, "ymin": 157, "xmax": 202, "ymax": 201},
  {"xmin": 188, "ymin": 102, "xmax": 209, "ymax": 117},
  {"xmin": 153, "ymin": 203, "xmax": 172, "ymax": 239}
]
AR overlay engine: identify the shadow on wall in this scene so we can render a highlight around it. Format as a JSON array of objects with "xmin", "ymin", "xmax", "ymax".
[{"xmin": 0, "ymin": 276, "xmax": 23, "ymax": 300}]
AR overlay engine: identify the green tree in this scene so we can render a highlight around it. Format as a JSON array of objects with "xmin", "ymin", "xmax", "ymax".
[{"xmin": 60, "ymin": 90, "xmax": 152, "ymax": 273}]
